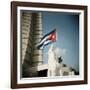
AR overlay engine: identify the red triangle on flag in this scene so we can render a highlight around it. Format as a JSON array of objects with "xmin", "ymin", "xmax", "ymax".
[{"xmin": 48, "ymin": 32, "xmax": 56, "ymax": 41}]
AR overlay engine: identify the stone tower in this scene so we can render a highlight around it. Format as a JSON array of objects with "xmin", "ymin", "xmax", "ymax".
[
  {"xmin": 21, "ymin": 11, "xmax": 43, "ymax": 77},
  {"xmin": 29, "ymin": 13, "xmax": 43, "ymax": 66}
]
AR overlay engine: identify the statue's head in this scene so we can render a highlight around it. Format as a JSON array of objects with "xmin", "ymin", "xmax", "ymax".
[{"xmin": 49, "ymin": 44, "xmax": 55, "ymax": 52}]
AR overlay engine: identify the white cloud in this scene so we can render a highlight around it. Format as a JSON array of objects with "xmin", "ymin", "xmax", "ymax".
[{"xmin": 54, "ymin": 48, "xmax": 66, "ymax": 58}]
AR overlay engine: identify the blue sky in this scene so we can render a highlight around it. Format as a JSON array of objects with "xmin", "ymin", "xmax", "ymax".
[{"xmin": 41, "ymin": 11, "xmax": 79, "ymax": 72}]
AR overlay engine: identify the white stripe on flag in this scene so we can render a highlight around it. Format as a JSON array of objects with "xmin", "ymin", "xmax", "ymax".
[
  {"xmin": 36, "ymin": 29, "xmax": 56, "ymax": 49},
  {"xmin": 38, "ymin": 35, "xmax": 50, "ymax": 46},
  {"xmin": 39, "ymin": 40, "xmax": 51, "ymax": 49}
]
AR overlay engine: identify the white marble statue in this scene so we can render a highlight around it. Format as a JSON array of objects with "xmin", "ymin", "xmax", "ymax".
[{"xmin": 48, "ymin": 44, "xmax": 62, "ymax": 76}]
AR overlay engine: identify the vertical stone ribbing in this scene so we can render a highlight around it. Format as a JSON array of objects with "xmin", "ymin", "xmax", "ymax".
[
  {"xmin": 21, "ymin": 12, "xmax": 43, "ymax": 77},
  {"xmin": 30, "ymin": 12, "xmax": 43, "ymax": 66},
  {"xmin": 21, "ymin": 12, "xmax": 32, "ymax": 64}
]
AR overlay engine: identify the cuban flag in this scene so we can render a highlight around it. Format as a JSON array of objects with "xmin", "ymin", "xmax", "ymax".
[{"xmin": 37, "ymin": 29, "xmax": 57, "ymax": 49}]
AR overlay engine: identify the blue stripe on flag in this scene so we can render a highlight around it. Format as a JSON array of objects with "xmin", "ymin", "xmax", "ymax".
[
  {"xmin": 41, "ymin": 29, "xmax": 56, "ymax": 41},
  {"xmin": 36, "ymin": 29, "xmax": 56, "ymax": 49}
]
